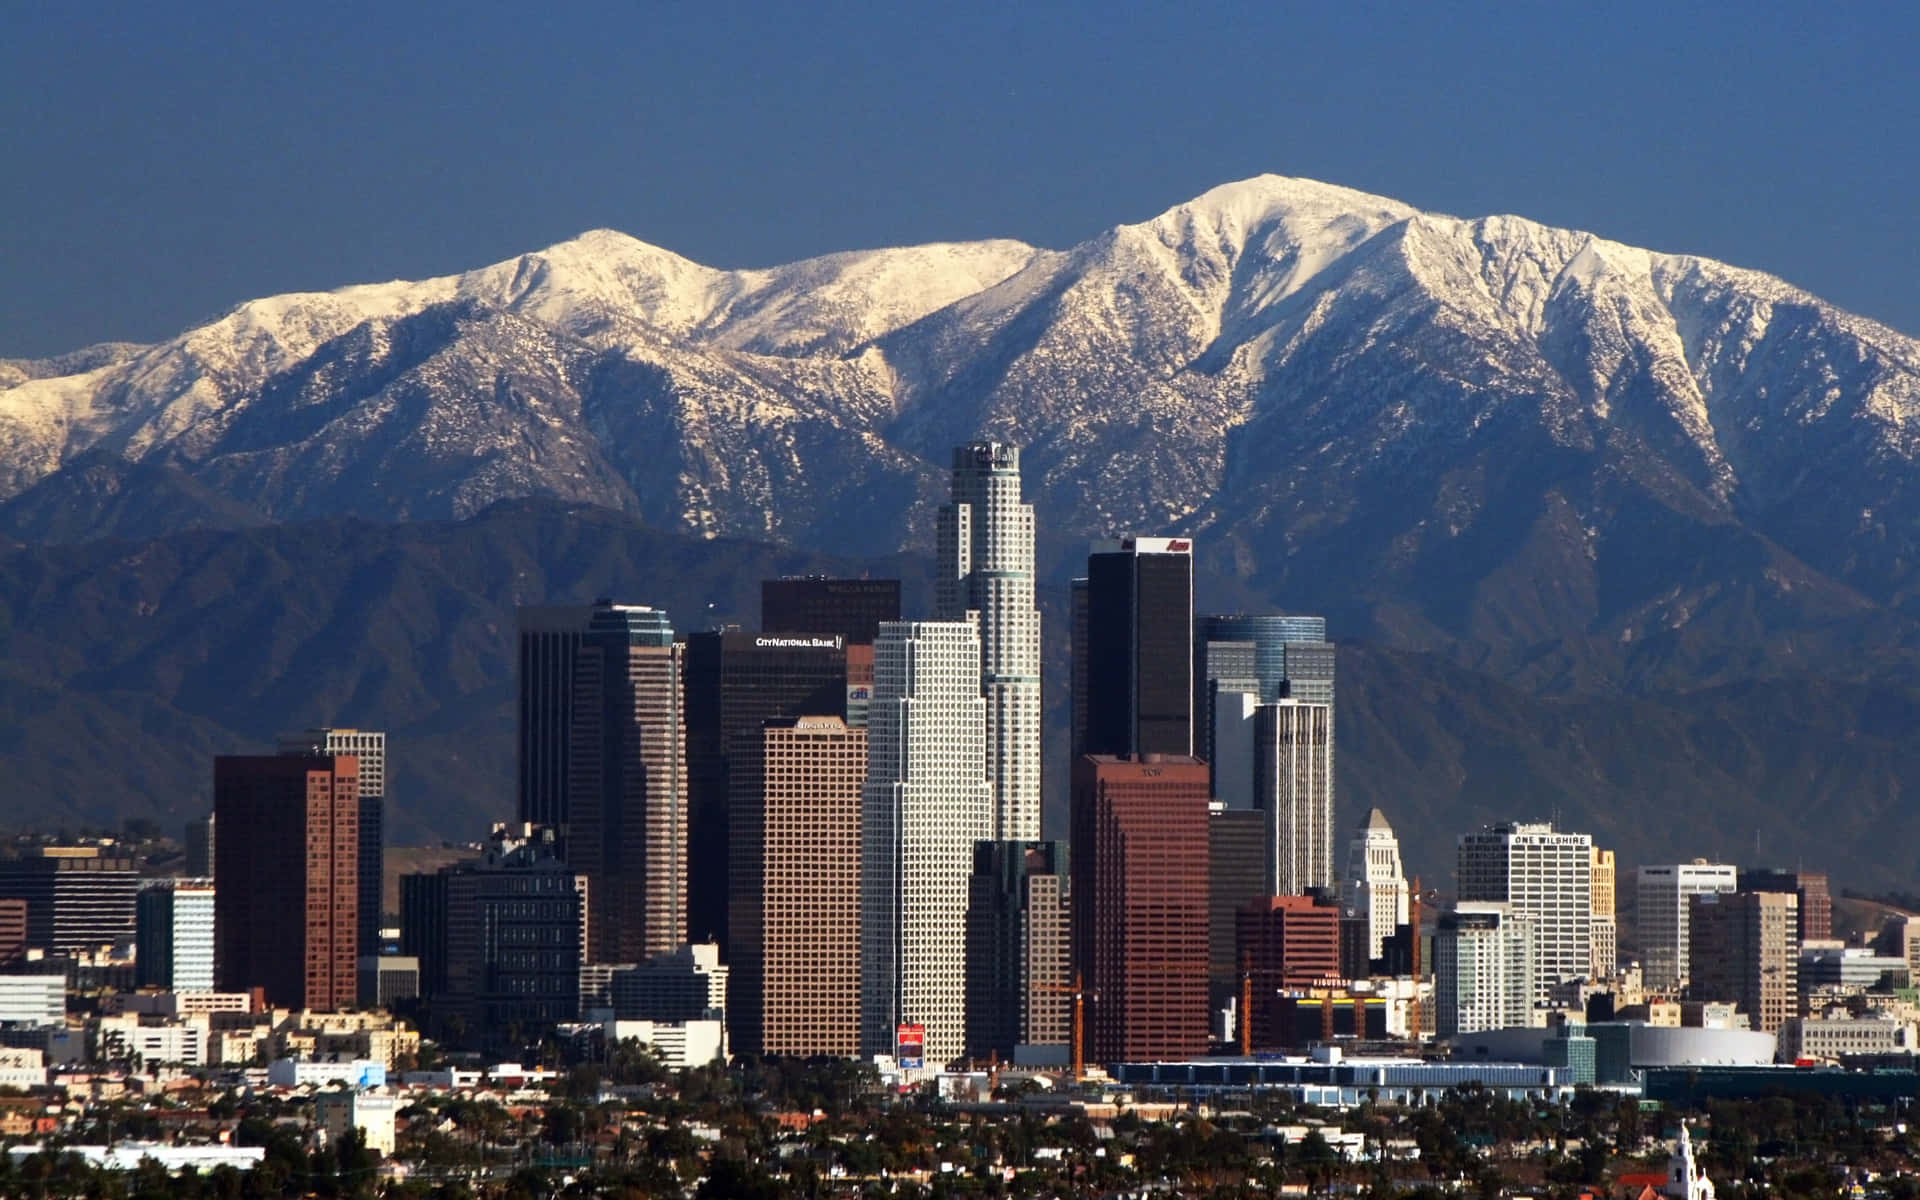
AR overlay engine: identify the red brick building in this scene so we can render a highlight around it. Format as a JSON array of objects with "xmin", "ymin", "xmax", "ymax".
[
  {"xmin": 213, "ymin": 755, "xmax": 359, "ymax": 1011},
  {"xmin": 1236, "ymin": 894, "xmax": 1344, "ymax": 1048},
  {"xmin": 1070, "ymin": 754, "xmax": 1210, "ymax": 1065}
]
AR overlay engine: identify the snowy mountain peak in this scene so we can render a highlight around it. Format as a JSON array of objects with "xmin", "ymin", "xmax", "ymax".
[{"xmin": 3, "ymin": 173, "xmax": 1919, "ymax": 624}]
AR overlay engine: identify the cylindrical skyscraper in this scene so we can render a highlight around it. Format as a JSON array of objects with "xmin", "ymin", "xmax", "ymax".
[{"xmin": 935, "ymin": 442, "xmax": 1042, "ymax": 842}]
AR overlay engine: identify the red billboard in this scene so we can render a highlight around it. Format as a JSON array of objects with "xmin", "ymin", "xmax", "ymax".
[{"xmin": 895, "ymin": 1023, "xmax": 926, "ymax": 1069}]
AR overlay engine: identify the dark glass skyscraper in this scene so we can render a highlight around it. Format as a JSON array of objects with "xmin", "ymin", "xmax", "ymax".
[
  {"xmin": 1079, "ymin": 537, "xmax": 1195, "ymax": 760},
  {"xmin": 1192, "ymin": 614, "xmax": 1335, "ymax": 765},
  {"xmin": 213, "ymin": 754, "xmax": 360, "ymax": 1011},
  {"xmin": 517, "ymin": 605, "xmax": 597, "ymax": 828},
  {"xmin": 567, "ymin": 603, "xmax": 685, "ymax": 962},
  {"xmin": 965, "ymin": 840, "xmax": 1070, "ymax": 1059},
  {"xmin": 684, "ymin": 630, "xmax": 848, "ymax": 949},
  {"xmin": 760, "ymin": 577, "xmax": 901, "ymax": 646},
  {"xmin": 517, "ymin": 601, "xmax": 685, "ymax": 960}
]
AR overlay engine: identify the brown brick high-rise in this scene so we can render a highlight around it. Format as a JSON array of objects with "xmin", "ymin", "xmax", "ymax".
[
  {"xmin": 1071, "ymin": 754, "xmax": 1210, "ymax": 1065},
  {"xmin": 728, "ymin": 715, "xmax": 866, "ymax": 1057},
  {"xmin": 213, "ymin": 755, "xmax": 359, "ymax": 1011},
  {"xmin": 1739, "ymin": 868, "xmax": 1832, "ymax": 945},
  {"xmin": 1689, "ymin": 889, "xmax": 1799, "ymax": 1034}
]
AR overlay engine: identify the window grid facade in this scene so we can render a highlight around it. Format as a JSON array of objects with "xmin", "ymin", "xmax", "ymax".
[
  {"xmin": 1258, "ymin": 700, "xmax": 1335, "ymax": 896},
  {"xmin": 1435, "ymin": 903, "xmax": 1535, "ymax": 1038},
  {"xmin": 860, "ymin": 621, "xmax": 992, "ymax": 1067},
  {"xmin": 935, "ymin": 442, "xmax": 1042, "ymax": 843},
  {"xmin": 1457, "ymin": 823, "xmax": 1592, "ymax": 1005},
  {"xmin": 1637, "ymin": 862, "xmax": 1737, "ymax": 992},
  {"xmin": 1071, "ymin": 755, "xmax": 1211, "ymax": 1065},
  {"xmin": 731, "ymin": 716, "xmax": 865, "ymax": 1057}
]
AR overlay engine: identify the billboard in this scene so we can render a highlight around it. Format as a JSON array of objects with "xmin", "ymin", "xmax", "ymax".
[{"xmin": 895, "ymin": 1023, "xmax": 926, "ymax": 1069}]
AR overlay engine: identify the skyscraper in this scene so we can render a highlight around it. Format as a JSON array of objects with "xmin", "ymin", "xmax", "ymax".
[
  {"xmin": 1457, "ymin": 822, "xmax": 1592, "ymax": 1003},
  {"xmin": 965, "ymin": 841, "xmax": 1071, "ymax": 1060},
  {"xmin": 1637, "ymin": 862, "xmax": 1737, "ymax": 992},
  {"xmin": 0, "ymin": 848, "xmax": 139, "ymax": 955},
  {"xmin": 566, "ymin": 603, "xmax": 687, "ymax": 962},
  {"xmin": 184, "ymin": 813, "xmax": 214, "ymax": 880},
  {"xmin": 1207, "ymin": 805, "xmax": 1270, "ymax": 997},
  {"xmin": 1237, "ymin": 895, "xmax": 1343, "ymax": 1047},
  {"xmin": 1079, "ymin": 537, "xmax": 1195, "ymax": 760},
  {"xmin": 1590, "ymin": 847, "xmax": 1617, "ymax": 979},
  {"xmin": 1071, "ymin": 754, "xmax": 1211, "ymax": 1065},
  {"xmin": 1689, "ymin": 889, "xmax": 1799, "ymax": 1033},
  {"xmin": 1434, "ymin": 903, "xmax": 1535, "ymax": 1038},
  {"xmin": 760, "ymin": 577, "xmax": 902, "ymax": 646},
  {"xmin": 213, "ymin": 754, "xmax": 359, "ymax": 1011},
  {"xmin": 517, "ymin": 605, "xmax": 598, "ymax": 828},
  {"xmin": 278, "ymin": 728, "xmax": 386, "ymax": 959},
  {"xmin": 730, "ymin": 715, "xmax": 866, "ymax": 1058},
  {"xmin": 935, "ymin": 442, "xmax": 1042, "ymax": 842},
  {"xmin": 1257, "ymin": 700, "xmax": 1335, "ymax": 895},
  {"xmin": 136, "ymin": 879, "xmax": 215, "ymax": 991},
  {"xmin": 684, "ymin": 630, "xmax": 848, "ymax": 949},
  {"xmin": 1738, "ymin": 868, "xmax": 1833, "ymax": 946},
  {"xmin": 860, "ymin": 620, "xmax": 992, "ymax": 1067},
  {"xmin": 439, "ymin": 825, "xmax": 590, "ymax": 1040},
  {"xmin": 1069, "ymin": 577, "xmax": 1090, "ymax": 760},
  {"xmin": 399, "ymin": 872, "xmax": 449, "ymax": 999},
  {"xmin": 1344, "ymin": 809, "xmax": 1409, "ymax": 962},
  {"xmin": 1192, "ymin": 614, "xmax": 1335, "ymax": 763}
]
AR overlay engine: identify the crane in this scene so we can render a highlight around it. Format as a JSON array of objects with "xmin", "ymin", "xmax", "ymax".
[{"xmin": 1034, "ymin": 972, "xmax": 1095, "ymax": 1082}]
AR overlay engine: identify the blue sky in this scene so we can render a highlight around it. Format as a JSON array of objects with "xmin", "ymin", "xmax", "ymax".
[{"xmin": 3, "ymin": 1, "xmax": 1915, "ymax": 356}]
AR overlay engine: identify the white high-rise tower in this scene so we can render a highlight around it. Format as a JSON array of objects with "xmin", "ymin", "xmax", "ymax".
[
  {"xmin": 860, "ymin": 619, "xmax": 993, "ymax": 1067},
  {"xmin": 1345, "ymin": 808, "xmax": 1409, "ymax": 960},
  {"xmin": 935, "ymin": 442, "xmax": 1042, "ymax": 842},
  {"xmin": 1257, "ymin": 699, "xmax": 1335, "ymax": 895},
  {"xmin": 1457, "ymin": 821, "xmax": 1593, "ymax": 1004},
  {"xmin": 1637, "ymin": 861, "xmax": 1738, "ymax": 992}
]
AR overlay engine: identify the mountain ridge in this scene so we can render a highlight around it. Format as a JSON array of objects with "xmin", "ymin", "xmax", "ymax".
[
  {"xmin": 2, "ymin": 500, "xmax": 1913, "ymax": 889},
  {"xmin": 4, "ymin": 175, "xmax": 1919, "ymax": 871}
]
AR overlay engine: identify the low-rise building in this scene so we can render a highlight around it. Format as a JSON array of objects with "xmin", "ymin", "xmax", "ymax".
[
  {"xmin": 0, "ymin": 1047, "xmax": 46, "ymax": 1089},
  {"xmin": 266, "ymin": 1058, "xmax": 386, "ymax": 1089},
  {"xmin": 92, "ymin": 1013, "xmax": 207, "ymax": 1068},
  {"xmin": 601, "ymin": 1018, "xmax": 725, "ymax": 1069},
  {"xmin": 0, "ymin": 975, "xmax": 64, "ymax": 1025},
  {"xmin": 316, "ymin": 1089, "xmax": 398, "ymax": 1156},
  {"xmin": 1779, "ymin": 1011, "xmax": 1917, "ymax": 1062},
  {"xmin": 103, "ymin": 991, "xmax": 251, "ymax": 1018},
  {"xmin": 1112, "ymin": 1048, "xmax": 1572, "ymax": 1105},
  {"xmin": 1452, "ymin": 1020, "xmax": 1777, "ymax": 1086}
]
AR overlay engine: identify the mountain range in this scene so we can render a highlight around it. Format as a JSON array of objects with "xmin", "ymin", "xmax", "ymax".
[{"xmin": 3, "ymin": 175, "xmax": 1917, "ymax": 885}]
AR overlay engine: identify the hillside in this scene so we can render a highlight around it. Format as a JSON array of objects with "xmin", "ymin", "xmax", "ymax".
[{"xmin": 2, "ymin": 502, "xmax": 1914, "ymax": 888}]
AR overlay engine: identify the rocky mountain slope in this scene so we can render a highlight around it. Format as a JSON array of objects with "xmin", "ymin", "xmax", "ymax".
[
  {"xmin": 4, "ymin": 176, "xmax": 1918, "ymax": 879},
  {"xmin": 5, "ymin": 176, "xmax": 1917, "ymax": 695}
]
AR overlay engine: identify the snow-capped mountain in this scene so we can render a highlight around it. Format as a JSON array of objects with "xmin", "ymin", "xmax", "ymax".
[{"xmin": 5, "ymin": 175, "xmax": 1919, "ymax": 689}]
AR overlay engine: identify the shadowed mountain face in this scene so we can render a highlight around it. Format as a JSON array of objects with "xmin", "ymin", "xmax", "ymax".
[
  {"xmin": 0, "ymin": 503, "xmax": 1914, "ymax": 889},
  {"xmin": 4, "ymin": 177, "xmax": 1918, "ymax": 880}
]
